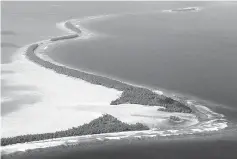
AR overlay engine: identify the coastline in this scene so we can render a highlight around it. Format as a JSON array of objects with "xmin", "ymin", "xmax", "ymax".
[
  {"xmin": 1, "ymin": 13, "xmax": 228, "ymax": 155},
  {"xmin": 4, "ymin": 131, "xmax": 237, "ymax": 159}
]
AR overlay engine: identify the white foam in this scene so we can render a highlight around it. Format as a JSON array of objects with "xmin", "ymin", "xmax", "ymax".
[
  {"xmin": 195, "ymin": 105, "xmax": 224, "ymax": 118},
  {"xmin": 96, "ymin": 138, "xmax": 104, "ymax": 141},
  {"xmin": 167, "ymin": 130, "xmax": 178, "ymax": 133},
  {"xmin": 154, "ymin": 90, "xmax": 164, "ymax": 95},
  {"xmin": 105, "ymin": 136, "xmax": 121, "ymax": 140}
]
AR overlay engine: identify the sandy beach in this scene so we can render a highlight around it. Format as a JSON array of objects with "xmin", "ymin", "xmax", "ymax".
[{"xmin": 1, "ymin": 12, "xmax": 230, "ymax": 155}]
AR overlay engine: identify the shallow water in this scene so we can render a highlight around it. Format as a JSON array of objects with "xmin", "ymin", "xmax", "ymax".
[
  {"xmin": 2, "ymin": 1, "xmax": 165, "ymax": 115},
  {"xmin": 48, "ymin": 2, "xmax": 237, "ymax": 111},
  {"xmin": 1, "ymin": 1, "xmax": 237, "ymax": 158}
]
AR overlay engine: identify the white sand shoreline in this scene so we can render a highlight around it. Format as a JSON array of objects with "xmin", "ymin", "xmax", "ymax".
[{"xmin": 1, "ymin": 13, "xmax": 227, "ymax": 155}]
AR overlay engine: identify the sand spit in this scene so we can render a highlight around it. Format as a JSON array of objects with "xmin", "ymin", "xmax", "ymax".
[
  {"xmin": 50, "ymin": 34, "xmax": 79, "ymax": 42},
  {"xmin": 162, "ymin": 7, "xmax": 202, "ymax": 13},
  {"xmin": 1, "ymin": 14, "xmax": 228, "ymax": 155}
]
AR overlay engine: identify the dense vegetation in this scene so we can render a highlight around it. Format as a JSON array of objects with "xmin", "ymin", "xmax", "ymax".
[
  {"xmin": 26, "ymin": 44, "xmax": 131, "ymax": 91},
  {"xmin": 26, "ymin": 43, "xmax": 192, "ymax": 114},
  {"xmin": 1, "ymin": 114, "xmax": 149, "ymax": 146},
  {"xmin": 111, "ymin": 87, "xmax": 192, "ymax": 113},
  {"xmin": 64, "ymin": 21, "xmax": 82, "ymax": 34},
  {"xmin": 2, "ymin": 35, "xmax": 194, "ymax": 146},
  {"xmin": 169, "ymin": 116, "xmax": 181, "ymax": 122}
]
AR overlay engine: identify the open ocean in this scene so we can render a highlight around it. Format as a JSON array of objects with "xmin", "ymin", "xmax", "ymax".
[{"xmin": 1, "ymin": 1, "xmax": 237, "ymax": 159}]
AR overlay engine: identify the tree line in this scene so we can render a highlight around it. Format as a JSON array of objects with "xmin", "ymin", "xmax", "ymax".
[{"xmin": 1, "ymin": 114, "xmax": 149, "ymax": 146}]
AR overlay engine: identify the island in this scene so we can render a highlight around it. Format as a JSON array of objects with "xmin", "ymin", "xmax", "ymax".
[
  {"xmin": 26, "ymin": 44, "xmax": 192, "ymax": 114},
  {"xmin": 1, "ymin": 14, "xmax": 226, "ymax": 155},
  {"xmin": 1, "ymin": 114, "xmax": 149, "ymax": 146},
  {"xmin": 1, "ymin": 42, "xmax": 193, "ymax": 147}
]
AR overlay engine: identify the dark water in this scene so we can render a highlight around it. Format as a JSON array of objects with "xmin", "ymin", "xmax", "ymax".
[
  {"xmin": 2, "ymin": 2, "xmax": 237, "ymax": 159},
  {"xmin": 48, "ymin": 2, "xmax": 237, "ymax": 111},
  {"xmin": 2, "ymin": 1, "xmax": 173, "ymax": 114},
  {"xmin": 45, "ymin": 3, "xmax": 237, "ymax": 158}
]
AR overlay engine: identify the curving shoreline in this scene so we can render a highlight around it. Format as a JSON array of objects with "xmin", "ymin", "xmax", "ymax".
[
  {"xmin": 27, "ymin": 20, "xmax": 193, "ymax": 113},
  {"xmin": 1, "ymin": 14, "xmax": 228, "ymax": 154},
  {"xmin": 20, "ymin": 17, "xmax": 225, "ymax": 130},
  {"xmin": 23, "ymin": 18, "xmax": 226, "ymax": 130}
]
